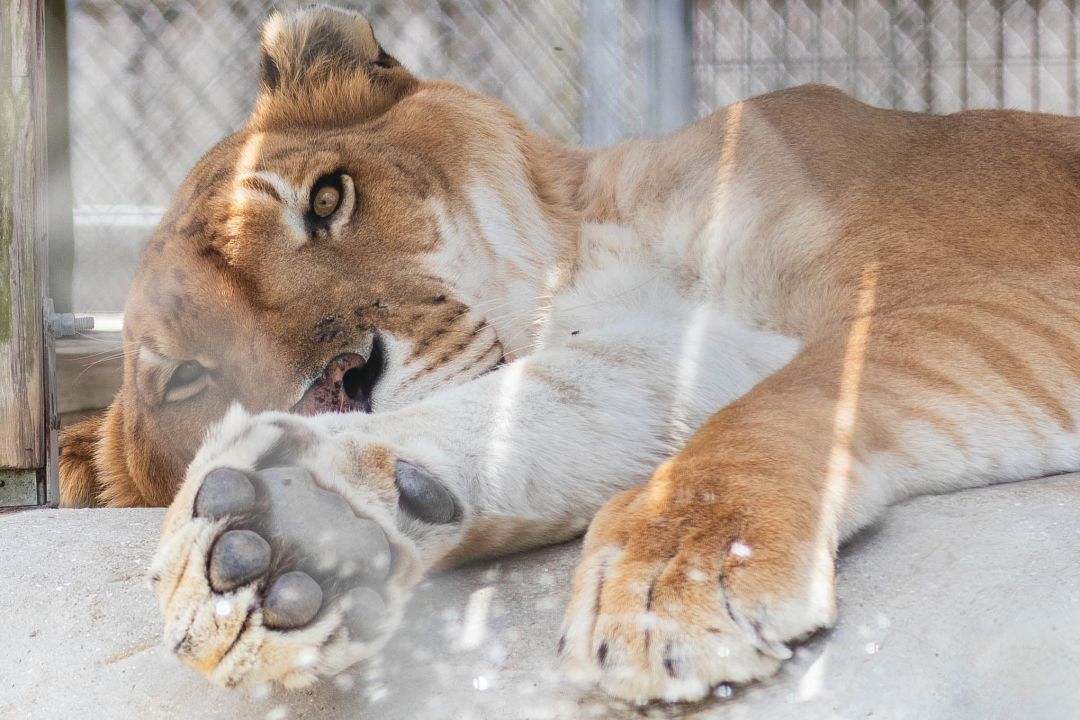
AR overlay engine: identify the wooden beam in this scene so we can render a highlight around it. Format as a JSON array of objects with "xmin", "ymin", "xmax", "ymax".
[{"xmin": 0, "ymin": 0, "xmax": 48, "ymax": 474}]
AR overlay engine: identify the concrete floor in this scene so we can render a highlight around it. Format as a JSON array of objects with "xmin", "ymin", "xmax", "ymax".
[{"xmin": 2, "ymin": 475, "xmax": 1079, "ymax": 720}]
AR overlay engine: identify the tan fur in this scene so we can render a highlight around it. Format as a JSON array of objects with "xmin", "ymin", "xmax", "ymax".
[
  {"xmin": 558, "ymin": 89, "xmax": 1080, "ymax": 699},
  {"xmin": 57, "ymin": 4, "xmax": 1080, "ymax": 701},
  {"xmin": 58, "ymin": 8, "xmax": 580, "ymax": 506},
  {"xmin": 58, "ymin": 414, "xmax": 105, "ymax": 507},
  {"xmin": 67, "ymin": 82, "xmax": 1080, "ymax": 507}
]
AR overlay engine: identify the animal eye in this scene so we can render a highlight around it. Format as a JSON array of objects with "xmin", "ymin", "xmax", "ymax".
[
  {"xmin": 164, "ymin": 361, "xmax": 210, "ymax": 403},
  {"xmin": 312, "ymin": 183, "xmax": 341, "ymax": 218},
  {"xmin": 169, "ymin": 361, "xmax": 204, "ymax": 388}
]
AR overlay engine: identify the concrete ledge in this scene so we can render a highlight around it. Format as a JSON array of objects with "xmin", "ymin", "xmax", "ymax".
[{"xmin": 2, "ymin": 476, "xmax": 1079, "ymax": 720}]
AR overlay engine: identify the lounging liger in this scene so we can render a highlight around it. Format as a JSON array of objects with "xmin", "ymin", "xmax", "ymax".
[{"xmin": 59, "ymin": 4, "xmax": 1080, "ymax": 703}]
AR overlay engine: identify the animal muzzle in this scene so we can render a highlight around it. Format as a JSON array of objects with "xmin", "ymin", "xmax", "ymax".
[{"xmin": 292, "ymin": 341, "xmax": 384, "ymax": 415}]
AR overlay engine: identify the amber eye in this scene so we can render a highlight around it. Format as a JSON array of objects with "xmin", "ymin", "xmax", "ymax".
[{"xmin": 312, "ymin": 184, "xmax": 341, "ymax": 218}]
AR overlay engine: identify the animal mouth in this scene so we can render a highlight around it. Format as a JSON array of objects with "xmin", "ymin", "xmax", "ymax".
[
  {"xmin": 480, "ymin": 355, "xmax": 507, "ymax": 376},
  {"xmin": 291, "ymin": 335, "xmax": 386, "ymax": 415}
]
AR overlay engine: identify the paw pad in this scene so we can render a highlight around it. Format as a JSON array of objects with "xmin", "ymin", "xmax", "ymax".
[
  {"xmin": 195, "ymin": 467, "xmax": 257, "ymax": 519},
  {"xmin": 394, "ymin": 460, "xmax": 461, "ymax": 524},
  {"xmin": 194, "ymin": 464, "xmax": 396, "ymax": 635},
  {"xmin": 341, "ymin": 586, "xmax": 386, "ymax": 641},
  {"xmin": 210, "ymin": 529, "xmax": 272, "ymax": 592},
  {"xmin": 263, "ymin": 571, "xmax": 324, "ymax": 630}
]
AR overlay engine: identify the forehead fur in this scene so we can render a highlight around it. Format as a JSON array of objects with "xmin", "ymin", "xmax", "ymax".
[
  {"xmin": 131, "ymin": 132, "xmax": 256, "ymax": 320},
  {"xmin": 130, "ymin": 5, "xmax": 525, "ymax": 318}
]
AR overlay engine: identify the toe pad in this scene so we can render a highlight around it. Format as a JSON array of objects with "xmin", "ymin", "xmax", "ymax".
[
  {"xmin": 263, "ymin": 571, "xmax": 324, "ymax": 629},
  {"xmin": 195, "ymin": 468, "xmax": 257, "ymax": 520},
  {"xmin": 210, "ymin": 529, "xmax": 272, "ymax": 592}
]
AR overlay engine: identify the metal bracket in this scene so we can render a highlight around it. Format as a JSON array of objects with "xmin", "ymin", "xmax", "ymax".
[
  {"xmin": 0, "ymin": 469, "xmax": 40, "ymax": 507},
  {"xmin": 40, "ymin": 298, "xmax": 82, "ymax": 506}
]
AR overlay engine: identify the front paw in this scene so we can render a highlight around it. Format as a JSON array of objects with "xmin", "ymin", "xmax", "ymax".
[
  {"xmin": 558, "ymin": 475, "xmax": 837, "ymax": 703},
  {"xmin": 150, "ymin": 407, "xmax": 462, "ymax": 688}
]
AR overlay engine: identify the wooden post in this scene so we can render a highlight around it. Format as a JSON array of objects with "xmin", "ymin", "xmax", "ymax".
[{"xmin": 0, "ymin": 0, "xmax": 49, "ymax": 505}]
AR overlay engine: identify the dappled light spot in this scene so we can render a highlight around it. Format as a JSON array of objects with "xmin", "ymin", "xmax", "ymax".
[{"xmin": 810, "ymin": 262, "xmax": 880, "ymax": 609}]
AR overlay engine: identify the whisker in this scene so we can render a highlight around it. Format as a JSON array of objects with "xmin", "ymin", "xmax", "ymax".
[
  {"xmin": 70, "ymin": 350, "xmax": 138, "ymax": 384},
  {"xmin": 72, "ymin": 329, "xmax": 121, "ymax": 343}
]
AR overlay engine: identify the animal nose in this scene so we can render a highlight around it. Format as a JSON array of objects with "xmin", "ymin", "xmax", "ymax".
[{"xmin": 292, "ymin": 352, "xmax": 371, "ymax": 415}]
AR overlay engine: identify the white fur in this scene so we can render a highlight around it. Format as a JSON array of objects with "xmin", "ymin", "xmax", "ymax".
[
  {"xmin": 156, "ymin": 139, "xmax": 1080, "ymax": 699},
  {"xmin": 317, "ymin": 221, "xmax": 799, "ymax": 526}
]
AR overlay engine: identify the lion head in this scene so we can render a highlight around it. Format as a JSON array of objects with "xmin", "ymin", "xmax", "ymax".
[{"xmin": 60, "ymin": 5, "xmax": 584, "ymax": 507}]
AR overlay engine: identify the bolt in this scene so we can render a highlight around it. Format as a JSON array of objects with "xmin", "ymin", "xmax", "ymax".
[{"xmin": 47, "ymin": 313, "xmax": 95, "ymax": 338}]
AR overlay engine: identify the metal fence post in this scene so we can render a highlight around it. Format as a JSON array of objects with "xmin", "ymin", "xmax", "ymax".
[
  {"xmin": 46, "ymin": 0, "xmax": 74, "ymax": 314},
  {"xmin": 643, "ymin": 0, "xmax": 694, "ymax": 134},
  {"xmin": 583, "ymin": 0, "xmax": 624, "ymax": 146}
]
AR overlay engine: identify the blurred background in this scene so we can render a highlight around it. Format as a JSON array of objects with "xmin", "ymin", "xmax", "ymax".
[{"xmin": 50, "ymin": 0, "xmax": 1080, "ymax": 419}]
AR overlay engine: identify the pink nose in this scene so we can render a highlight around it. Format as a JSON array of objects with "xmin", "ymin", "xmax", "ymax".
[{"xmin": 291, "ymin": 353, "xmax": 371, "ymax": 415}]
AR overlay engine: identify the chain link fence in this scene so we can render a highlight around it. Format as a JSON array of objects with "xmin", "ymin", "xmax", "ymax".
[
  {"xmin": 63, "ymin": 0, "xmax": 1080, "ymax": 313},
  {"xmin": 693, "ymin": 1, "xmax": 1079, "ymax": 117},
  {"xmin": 64, "ymin": 0, "xmax": 627, "ymax": 310}
]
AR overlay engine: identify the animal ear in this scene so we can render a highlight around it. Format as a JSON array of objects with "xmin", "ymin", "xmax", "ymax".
[
  {"xmin": 250, "ymin": 5, "xmax": 417, "ymax": 131},
  {"xmin": 59, "ymin": 414, "xmax": 107, "ymax": 507}
]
